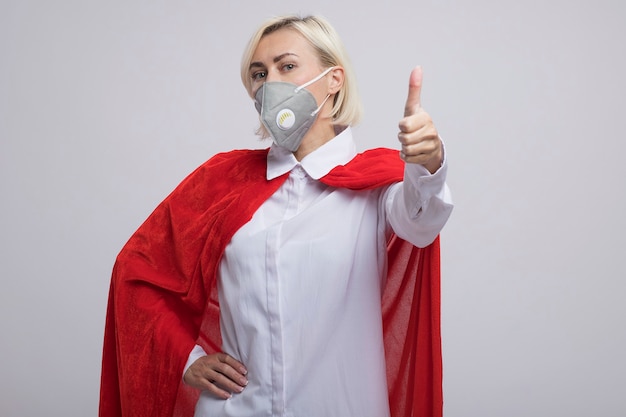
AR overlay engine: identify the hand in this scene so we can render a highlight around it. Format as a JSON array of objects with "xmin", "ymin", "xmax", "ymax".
[
  {"xmin": 183, "ymin": 353, "xmax": 248, "ymax": 399},
  {"xmin": 398, "ymin": 66, "xmax": 443, "ymax": 174}
]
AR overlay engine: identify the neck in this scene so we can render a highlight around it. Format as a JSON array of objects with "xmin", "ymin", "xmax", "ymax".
[{"xmin": 293, "ymin": 118, "xmax": 336, "ymax": 161}]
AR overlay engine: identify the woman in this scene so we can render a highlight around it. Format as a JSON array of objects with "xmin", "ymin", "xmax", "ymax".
[{"xmin": 100, "ymin": 14, "xmax": 453, "ymax": 417}]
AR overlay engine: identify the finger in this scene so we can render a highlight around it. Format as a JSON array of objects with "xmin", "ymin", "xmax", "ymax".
[
  {"xmin": 398, "ymin": 110, "xmax": 431, "ymax": 135},
  {"xmin": 398, "ymin": 114, "xmax": 437, "ymax": 143},
  {"xmin": 400, "ymin": 137, "xmax": 443, "ymax": 173},
  {"xmin": 206, "ymin": 370, "xmax": 247, "ymax": 397},
  {"xmin": 403, "ymin": 65, "xmax": 423, "ymax": 117},
  {"xmin": 213, "ymin": 360, "xmax": 249, "ymax": 387},
  {"xmin": 400, "ymin": 135, "xmax": 439, "ymax": 158},
  {"xmin": 220, "ymin": 352, "xmax": 248, "ymax": 376},
  {"xmin": 184, "ymin": 354, "xmax": 248, "ymax": 398},
  {"xmin": 204, "ymin": 377, "xmax": 236, "ymax": 400}
]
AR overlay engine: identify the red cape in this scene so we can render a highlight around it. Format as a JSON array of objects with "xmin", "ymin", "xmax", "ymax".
[{"xmin": 100, "ymin": 148, "xmax": 442, "ymax": 417}]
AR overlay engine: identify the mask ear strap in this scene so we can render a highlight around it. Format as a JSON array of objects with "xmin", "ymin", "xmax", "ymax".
[
  {"xmin": 311, "ymin": 94, "xmax": 331, "ymax": 116},
  {"xmin": 294, "ymin": 67, "xmax": 335, "ymax": 93}
]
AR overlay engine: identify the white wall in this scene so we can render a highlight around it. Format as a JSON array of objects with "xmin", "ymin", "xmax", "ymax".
[{"xmin": 1, "ymin": 1, "xmax": 624, "ymax": 416}]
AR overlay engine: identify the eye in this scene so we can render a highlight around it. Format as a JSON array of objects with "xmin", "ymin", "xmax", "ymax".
[
  {"xmin": 251, "ymin": 71, "xmax": 266, "ymax": 81},
  {"xmin": 282, "ymin": 63, "xmax": 295, "ymax": 71}
]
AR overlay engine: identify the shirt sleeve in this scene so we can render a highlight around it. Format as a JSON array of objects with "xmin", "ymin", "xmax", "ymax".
[
  {"xmin": 182, "ymin": 344, "xmax": 209, "ymax": 381},
  {"xmin": 383, "ymin": 143, "xmax": 453, "ymax": 248}
]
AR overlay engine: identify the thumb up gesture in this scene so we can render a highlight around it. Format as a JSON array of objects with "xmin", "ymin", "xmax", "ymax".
[{"xmin": 398, "ymin": 66, "xmax": 443, "ymax": 174}]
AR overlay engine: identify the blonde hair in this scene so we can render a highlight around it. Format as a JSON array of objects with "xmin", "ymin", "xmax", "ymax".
[{"xmin": 240, "ymin": 15, "xmax": 362, "ymax": 135}]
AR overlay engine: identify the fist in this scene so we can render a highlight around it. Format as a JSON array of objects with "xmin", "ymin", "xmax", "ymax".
[{"xmin": 398, "ymin": 66, "xmax": 443, "ymax": 174}]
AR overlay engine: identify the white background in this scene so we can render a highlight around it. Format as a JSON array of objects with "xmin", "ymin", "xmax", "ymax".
[{"xmin": 1, "ymin": 1, "xmax": 625, "ymax": 416}]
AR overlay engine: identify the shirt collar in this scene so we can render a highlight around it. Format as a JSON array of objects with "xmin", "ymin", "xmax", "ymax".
[{"xmin": 266, "ymin": 126, "xmax": 357, "ymax": 180}]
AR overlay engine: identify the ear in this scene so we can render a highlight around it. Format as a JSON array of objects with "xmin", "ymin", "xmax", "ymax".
[{"xmin": 328, "ymin": 66, "xmax": 345, "ymax": 94}]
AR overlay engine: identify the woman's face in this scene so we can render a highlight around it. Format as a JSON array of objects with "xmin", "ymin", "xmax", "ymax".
[{"xmin": 248, "ymin": 28, "xmax": 329, "ymax": 102}]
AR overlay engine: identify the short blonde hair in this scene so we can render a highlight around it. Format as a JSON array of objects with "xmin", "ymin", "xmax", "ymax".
[{"xmin": 240, "ymin": 15, "xmax": 362, "ymax": 134}]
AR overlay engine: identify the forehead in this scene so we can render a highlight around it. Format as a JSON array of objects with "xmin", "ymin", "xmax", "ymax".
[{"xmin": 251, "ymin": 28, "xmax": 318, "ymax": 64}]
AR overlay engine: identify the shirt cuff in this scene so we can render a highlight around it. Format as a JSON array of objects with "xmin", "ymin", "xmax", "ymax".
[
  {"xmin": 182, "ymin": 344, "xmax": 208, "ymax": 381},
  {"xmin": 403, "ymin": 141, "xmax": 449, "ymax": 218}
]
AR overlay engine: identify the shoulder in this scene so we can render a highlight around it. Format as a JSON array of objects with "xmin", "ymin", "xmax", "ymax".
[
  {"xmin": 185, "ymin": 148, "xmax": 269, "ymax": 179},
  {"xmin": 202, "ymin": 148, "xmax": 269, "ymax": 170},
  {"xmin": 166, "ymin": 148, "xmax": 269, "ymax": 198},
  {"xmin": 352, "ymin": 147, "xmax": 400, "ymax": 163},
  {"xmin": 322, "ymin": 147, "xmax": 404, "ymax": 189},
  {"xmin": 344, "ymin": 147, "xmax": 403, "ymax": 178}
]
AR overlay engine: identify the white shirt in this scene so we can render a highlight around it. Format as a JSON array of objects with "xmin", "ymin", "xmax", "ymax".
[{"xmin": 185, "ymin": 127, "xmax": 453, "ymax": 417}]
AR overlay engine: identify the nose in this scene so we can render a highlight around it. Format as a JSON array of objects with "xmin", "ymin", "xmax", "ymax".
[{"xmin": 264, "ymin": 68, "xmax": 281, "ymax": 83}]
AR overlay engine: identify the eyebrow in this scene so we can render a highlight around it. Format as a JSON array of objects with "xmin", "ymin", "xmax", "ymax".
[{"xmin": 249, "ymin": 52, "xmax": 299, "ymax": 70}]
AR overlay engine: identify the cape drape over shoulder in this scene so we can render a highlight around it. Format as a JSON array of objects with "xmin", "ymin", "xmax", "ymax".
[{"xmin": 99, "ymin": 148, "xmax": 443, "ymax": 417}]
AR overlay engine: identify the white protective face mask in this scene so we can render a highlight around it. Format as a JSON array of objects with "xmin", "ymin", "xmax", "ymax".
[{"xmin": 254, "ymin": 67, "xmax": 333, "ymax": 152}]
